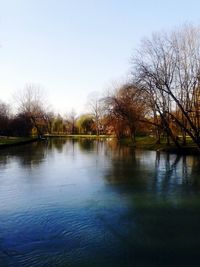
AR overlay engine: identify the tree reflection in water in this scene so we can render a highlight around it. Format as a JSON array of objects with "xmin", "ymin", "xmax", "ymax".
[
  {"xmin": 0, "ymin": 139, "xmax": 200, "ymax": 266},
  {"xmin": 101, "ymin": 143, "xmax": 200, "ymax": 266}
]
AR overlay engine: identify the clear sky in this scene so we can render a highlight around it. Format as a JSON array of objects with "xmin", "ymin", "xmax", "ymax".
[{"xmin": 1, "ymin": 0, "xmax": 200, "ymax": 115}]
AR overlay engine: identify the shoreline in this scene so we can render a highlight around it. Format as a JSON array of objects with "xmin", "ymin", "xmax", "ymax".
[
  {"xmin": 45, "ymin": 134, "xmax": 114, "ymax": 139},
  {"xmin": 119, "ymin": 136, "xmax": 200, "ymax": 155},
  {"xmin": 0, "ymin": 137, "xmax": 39, "ymax": 148},
  {"xmin": 0, "ymin": 135, "xmax": 199, "ymax": 155}
]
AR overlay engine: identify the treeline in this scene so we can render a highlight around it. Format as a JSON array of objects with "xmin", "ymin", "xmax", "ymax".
[
  {"xmin": 105, "ymin": 24, "xmax": 200, "ymax": 151},
  {"xmin": 0, "ymin": 87, "xmax": 106, "ymax": 137},
  {"xmin": 0, "ymin": 84, "xmax": 148, "ymax": 138},
  {"xmin": 1, "ymin": 24, "xmax": 200, "ymax": 150}
]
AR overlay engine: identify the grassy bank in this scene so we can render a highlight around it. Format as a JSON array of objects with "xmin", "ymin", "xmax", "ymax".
[
  {"xmin": 1, "ymin": 135, "xmax": 199, "ymax": 154},
  {"xmin": 119, "ymin": 136, "xmax": 200, "ymax": 154},
  {"xmin": 0, "ymin": 136, "xmax": 38, "ymax": 148},
  {"xmin": 46, "ymin": 134, "xmax": 114, "ymax": 139},
  {"xmin": 0, "ymin": 134, "xmax": 113, "ymax": 148}
]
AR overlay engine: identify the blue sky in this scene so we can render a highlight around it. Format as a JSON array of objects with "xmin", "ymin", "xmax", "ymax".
[{"xmin": 1, "ymin": 0, "xmax": 200, "ymax": 114}]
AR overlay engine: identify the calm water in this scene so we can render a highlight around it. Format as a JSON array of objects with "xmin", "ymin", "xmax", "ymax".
[{"xmin": 0, "ymin": 138, "xmax": 200, "ymax": 266}]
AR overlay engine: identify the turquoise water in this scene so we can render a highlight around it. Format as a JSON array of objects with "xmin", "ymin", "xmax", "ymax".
[{"xmin": 0, "ymin": 138, "xmax": 200, "ymax": 266}]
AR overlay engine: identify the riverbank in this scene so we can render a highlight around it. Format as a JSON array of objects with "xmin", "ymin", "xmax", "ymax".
[
  {"xmin": 0, "ymin": 136, "xmax": 39, "ymax": 148},
  {"xmin": 45, "ymin": 134, "xmax": 114, "ymax": 139},
  {"xmin": 47, "ymin": 135, "xmax": 200, "ymax": 154},
  {"xmin": 0, "ymin": 135, "xmax": 112, "ymax": 149},
  {"xmin": 119, "ymin": 136, "xmax": 200, "ymax": 154},
  {"xmin": 0, "ymin": 135, "xmax": 199, "ymax": 154}
]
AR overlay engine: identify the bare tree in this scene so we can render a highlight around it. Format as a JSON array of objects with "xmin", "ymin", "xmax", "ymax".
[
  {"xmin": 133, "ymin": 24, "xmax": 200, "ymax": 150},
  {"xmin": 65, "ymin": 109, "xmax": 77, "ymax": 134},
  {"xmin": 87, "ymin": 92, "xmax": 103, "ymax": 136},
  {"xmin": 16, "ymin": 84, "xmax": 48, "ymax": 137}
]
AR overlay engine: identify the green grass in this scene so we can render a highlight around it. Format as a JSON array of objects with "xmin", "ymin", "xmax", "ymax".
[{"xmin": 0, "ymin": 136, "xmax": 38, "ymax": 147}]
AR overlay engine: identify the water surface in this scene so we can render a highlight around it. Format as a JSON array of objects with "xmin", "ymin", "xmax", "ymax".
[{"xmin": 0, "ymin": 138, "xmax": 200, "ymax": 266}]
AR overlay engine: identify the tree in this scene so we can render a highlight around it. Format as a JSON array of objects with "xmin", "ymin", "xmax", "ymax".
[
  {"xmin": 133, "ymin": 24, "xmax": 200, "ymax": 150},
  {"xmin": 45, "ymin": 110, "xmax": 55, "ymax": 134},
  {"xmin": 77, "ymin": 114, "xmax": 94, "ymax": 134},
  {"xmin": 16, "ymin": 84, "xmax": 49, "ymax": 137},
  {"xmin": 103, "ymin": 83, "xmax": 148, "ymax": 142},
  {"xmin": 65, "ymin": 109, "xmax": 77, "ymax": 134},
  {"xmin": 87, "ymin": 92, "xmax": 103, "ymax": 136},
  {"xmin": 53, "ymin": 114, "xmax": 64, "ymax": 134},
  {"xmin": 9, "ymin": 113, "xmax": 33, "ymax": 137},
  {"xmin": 0, "ymin": 100, "xmax": 10, "ymax": 136}
]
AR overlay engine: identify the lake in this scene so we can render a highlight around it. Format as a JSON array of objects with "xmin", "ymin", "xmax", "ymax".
[{"xmin": 0, "ymin": 138, "xmax": 200, "ymax": 266}]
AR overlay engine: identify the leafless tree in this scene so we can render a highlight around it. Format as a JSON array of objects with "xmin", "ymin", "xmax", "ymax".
[
  {"xmin": 87, "ymin": 92, "xmax": 103, "ymax": 136},
  {"xmin": 16, "ymin": 84, "xmax": 48, "ymax": 137},
  {"xmin": 65, "ymin": 109, "xmax": 77, "ymax": 134},
  {"xmin": 133, "ymin": 24, "xmax": 200, "ymax": 150}
]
